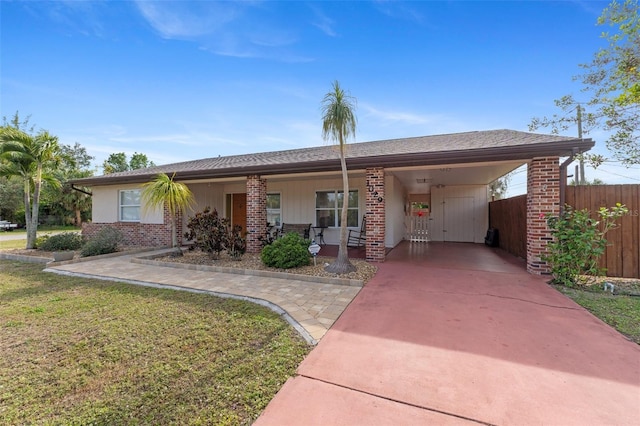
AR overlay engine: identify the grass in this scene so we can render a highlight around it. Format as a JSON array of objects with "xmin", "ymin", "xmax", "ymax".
[
  {"xmin": 0, "ymin": 227, "xmax": 82, "ymax": 251},
  {"xmin": 2, "ymin": 225, "xmax": 81, "ymax": 233},
  {"xmin": 0, "ymin": 260, "xmax": 310, "ymax": 425},
  {"xmin": 554, "ymin": 284, "xmax": 640, "ymax": 344},
  {"xmin": 0, "ymin": 239, "xmax": 28, "ymax": 250}
]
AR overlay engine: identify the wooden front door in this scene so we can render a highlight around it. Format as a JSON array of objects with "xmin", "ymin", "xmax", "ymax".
[{"xmin": 231, "ymin": 193, "xmax": 246, "ymax": 232}]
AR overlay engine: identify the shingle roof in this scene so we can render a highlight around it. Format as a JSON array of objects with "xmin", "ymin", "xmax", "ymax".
[{"xmin": 72, "ymin": 129, "xmax": 593, "ymax": 186}]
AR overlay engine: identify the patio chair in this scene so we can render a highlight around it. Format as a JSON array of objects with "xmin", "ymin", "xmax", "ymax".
[
  {"xmin": 279, "ymin": 223, "xmax": 312, "ymax": 240},
  {"xmin": 347, "ymin": 216, "xmax": 367, "ymax": 248}
]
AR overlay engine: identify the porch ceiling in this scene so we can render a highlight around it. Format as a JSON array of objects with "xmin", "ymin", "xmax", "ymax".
[{"xmin": 389, "ymin": 160, "xmax": 524, "ymax": 194}]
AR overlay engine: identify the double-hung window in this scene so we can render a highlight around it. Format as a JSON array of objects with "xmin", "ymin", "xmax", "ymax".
[
  {"xmin": 315, "ymin": 190, "xmax": 359, "ymax": 227},
  {"xmin": 266, "ymin": 193, "xmax": 281, "ymax": 226},
  {"xmin": 119, "ymin": 189, "xmax": 141, "ymax": 221}
]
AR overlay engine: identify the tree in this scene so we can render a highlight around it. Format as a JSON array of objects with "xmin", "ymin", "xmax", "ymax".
[
  {"xmin": 42, "ymin": 142, "xmax": 95, "ymax": 226},
  {"xmin": 129, "ymin": 152, "xmax": 155, "ymax": 170},
  {"xmin": 530, "ymin": 0, "xmax": 639, "ymax": 166},
  {"xmin": 321, "ymin": 81, "xmax": 358, "ymax": 274},
  {"xmin": 569, "ymin": 177, "xmax": 606, "ymax": 185},
  {"xmin": 0, "ymin": 127, "xmax": 62, "ymax": 248},
  {"xmin": 489, "ymin": 172, "xmax": 512, "ymax": 200},
  {"xmin": 0, "ymin": 176, "xmax": 23, "ymax": 223},
  {"xmin": 141, "ymin": 173, "xmax": 194, "ymax": 249},
  {"xmin": 103, "ymin": 152, "xmax": 156, "ymax": 174}
]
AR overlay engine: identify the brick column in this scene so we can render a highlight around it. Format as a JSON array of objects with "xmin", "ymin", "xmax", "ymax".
[
  {"xmin": 365, "ymin": 167, "xmax": 386, "ymax": 262},
  {"xmin": 526, "ymin": 157, "xmax": 560, "ymax": 274},
  {"xmin": 246, "ymin": 175, "xmax": 267, "ymax": 253}
]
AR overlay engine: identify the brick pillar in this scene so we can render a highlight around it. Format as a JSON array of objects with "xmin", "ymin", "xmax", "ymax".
[
  {"xmin": 365, "ymin": 167, "xmax": 386, "ymax": 262},
  {"xmin": 526, "ymin": 157, "xmax": 560, "ymax": 274},
  {"xmin": 246, "ymin": 175, "xmax": 267, "ymax": 253}
]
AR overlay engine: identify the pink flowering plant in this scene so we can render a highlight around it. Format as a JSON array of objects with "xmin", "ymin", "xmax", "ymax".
[{"xmin": 542, "ymin": 203, "xmax": 628, "ymax": 286}]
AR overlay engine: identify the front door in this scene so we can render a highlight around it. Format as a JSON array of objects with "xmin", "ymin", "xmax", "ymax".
[{"xmin": 231, "ymin": 193, "xmax": 247, "ymax": 231}]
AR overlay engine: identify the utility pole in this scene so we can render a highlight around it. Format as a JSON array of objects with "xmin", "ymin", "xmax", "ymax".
[{"xmin": 577, "ymin": 105, "xmax": 586, "ymax": 185}]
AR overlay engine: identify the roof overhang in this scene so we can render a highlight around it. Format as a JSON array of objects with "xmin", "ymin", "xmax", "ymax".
[{"xmin": 71, "ymin": 134, "xmax": 594, "ymax": 187}]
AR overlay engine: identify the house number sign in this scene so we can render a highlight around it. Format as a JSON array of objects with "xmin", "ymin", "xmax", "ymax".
[{"xmin": 367, "ymin": 184, "xmax": 383, "ymax": 203}]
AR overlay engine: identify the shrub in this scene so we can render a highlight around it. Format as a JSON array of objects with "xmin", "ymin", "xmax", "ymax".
[
  {"xmin": 80, "ymin": 226, "xmax": 122, "ymax": 257},
  {"xmin": 184, "ymin": 207, "xmax": 228, "ymax": 259},
  {"xmin": 227, "ymin": 224, "xmax": 246, "ymax": 260},
  {"xmin": 543, "ymin": 203, "xmax": 628, "ymax": 287},
  {"xmin": 184, "ymin": 207, "xmax": 246, "ymax": 260},
  {"xmin": 38, "ymin": 232, "xmax": 84, "ymax": 251},
  {"xmin": 261, "ymin": 232, "xmax": 310, "ymax": 269}
]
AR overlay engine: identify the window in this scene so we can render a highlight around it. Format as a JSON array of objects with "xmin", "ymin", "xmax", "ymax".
[
  {"xmin": 119, "ymin": 189, "xmax": 141, "ymax": 221},
  {"xmin": 266, "ymin": 193, "xmax": 281, "ymax": 226},
  {"xmin": 315, "ymin": 190, "xmax": 359, "ymax": 227}
]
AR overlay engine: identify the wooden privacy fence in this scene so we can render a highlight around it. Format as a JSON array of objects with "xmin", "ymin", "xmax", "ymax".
[
  {"xmin": 490, "ymin": 185, "xmax": 639, "ymax": 278},
  {"xmin": 566, "ymin": 185, "xmax": 639, "ymax": 279},
  {"xmin": 489, "ymin": 195, "xmax": 527, "ymax": 260}
]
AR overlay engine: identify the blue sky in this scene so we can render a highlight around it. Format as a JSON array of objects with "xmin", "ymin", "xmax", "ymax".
[{"xmin": 1, "ymin": 0, "xmax": 638, "ymax": 195}]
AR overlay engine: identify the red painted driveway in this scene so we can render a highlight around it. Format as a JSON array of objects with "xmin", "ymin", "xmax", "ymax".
[{"xmin": 256, "ymin": 242, "xmax": 640, "ymax": 425}]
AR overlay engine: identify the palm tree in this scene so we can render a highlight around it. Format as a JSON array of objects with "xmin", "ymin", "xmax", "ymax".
[
  {"xmin": 0, "ymin": 128, "xmax": 61, "ymax": 248},
  {"xmin": 321, "ymin": 80, "xmax": 358, "ymax": 274},
  {"xmin": 141, "ymin": 173, "xmax": 194, "ymax": 249}
]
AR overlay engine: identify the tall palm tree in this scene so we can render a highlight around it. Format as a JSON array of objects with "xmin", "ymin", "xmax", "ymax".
[
  {"xmin": 321, "ymin": 80, "xmax": 357, "ymax": 274},
  {"xmin": 0, "ymin": 128, "xmax": 61, "ymax": 248},
  {"xmin": 141, "ymin": 173, "xmax": 194, "ymax": 249}
]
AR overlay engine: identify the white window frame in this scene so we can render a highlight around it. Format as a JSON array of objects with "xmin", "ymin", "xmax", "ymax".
[
  {"xmin": 266, "ymin": 192, "xmax": 281, "ymax": 226},
  {"xmin": 119, "ymin": 189, "xmax": 141, "ymax": 222},
  {"xmin": 315, "ymin": 190, "xmax": 359, "ymax": 228}
]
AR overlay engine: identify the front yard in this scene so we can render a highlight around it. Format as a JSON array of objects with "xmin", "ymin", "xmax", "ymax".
[
  {"xmin": 554, "ymin": 281, "xmax": 640, "ymax": 344},
  {"xmin": 0, "ymin": 261, "xmax": 310, "ymax": 425}
]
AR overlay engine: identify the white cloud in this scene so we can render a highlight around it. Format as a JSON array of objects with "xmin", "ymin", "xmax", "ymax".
[
  {"xmin": 372, "ymin": 0, "xmax": 425, "ymax": 24},
  {"xmin": 309, "ymin": 5, "xmax": 337, "ymax": 37},
  {"xmin": 134, "ymin": 1, "xmax": 240, "ymax": 39},
  {"xmin": 134, "ymin": 1, "xmax": 311, "ymax": 62},
  {"xmin": 360, "ymin": 103, "xmax": 443, "ymax": 125}
]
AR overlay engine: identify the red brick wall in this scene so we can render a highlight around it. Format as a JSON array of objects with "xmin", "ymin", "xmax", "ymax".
[
  {"xmin": 366, "ymin": 167, "xmax": 386, "ymax": 262},
  {"xmin": 526, "ymin": 157, "xmax": 560, "ymax": 274},
  {"xmin": 246, "ymin": 175, "xmax": 267, "ymax": 253},
  {"xmin": 82, "ymin": 205, "xmax": 180, "ymax": 247}
]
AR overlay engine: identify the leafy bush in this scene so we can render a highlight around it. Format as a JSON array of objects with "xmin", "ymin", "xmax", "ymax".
[
  {"xmin": 80, "ymin": 226, "xmax": 122, "ymax": 257},
  {"xmin": 227, "ymin": 224, "xmax": 246, "ymax": 260},
  {"xmin": 184, "ymin": 207, "xmax": 246, "ymax": 260},
  {"xmin": 543, "ymin": 203, "xmax": 628, "ymax": 287},
  {"xmin": 261, "ymin": 232, "xmax": 310, "ymax": 269},
  {"xmin": 38, "ymin": 232, "xmax": 84, "ymax": 251}
]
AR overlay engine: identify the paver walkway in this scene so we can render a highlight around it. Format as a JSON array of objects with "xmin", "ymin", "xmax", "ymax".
[
  {"xmin": 256, "ymin": 242, "xmax": 640, "ymax": 425},
  {"xmin": 44, "ymin": 250, "xmax": 360, "ymax": 343}
]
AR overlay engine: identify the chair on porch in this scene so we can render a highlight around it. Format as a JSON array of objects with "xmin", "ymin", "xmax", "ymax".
[
  {"xmin": 347, "ymin": 216, "xmax": 367, "ymax": 248},
  {"xmin": 279, "ymin": 223, "xmax": 312, "ymax": 240}
]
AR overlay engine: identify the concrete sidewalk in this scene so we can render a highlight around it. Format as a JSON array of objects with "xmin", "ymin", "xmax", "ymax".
[
  {"xmin": 256, "ymin": 243, "xmax": 640, "ymax": 425},
  {"xmin": 44, "ymin": 250, "xmax": 360, "ymax": 344}
]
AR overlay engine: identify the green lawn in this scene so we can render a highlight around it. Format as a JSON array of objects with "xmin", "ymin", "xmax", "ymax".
[
  {"xmin": 555, "ymin": 284, "xmax": 640, "ymax": 344},
  {"xmin": 1, "ymin": 225, "xmax": 81, "ymax": 234},
  {"xmin": 0, "ymin": 239, "xmax": 28, "ymax": 250},
  {"xmin": 0, "ymin": 227, "xmax": 82, "ymax": 251},
  {"xmin": 0, "ymin": 261, "xmax": 310, "ymax": 425}
]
